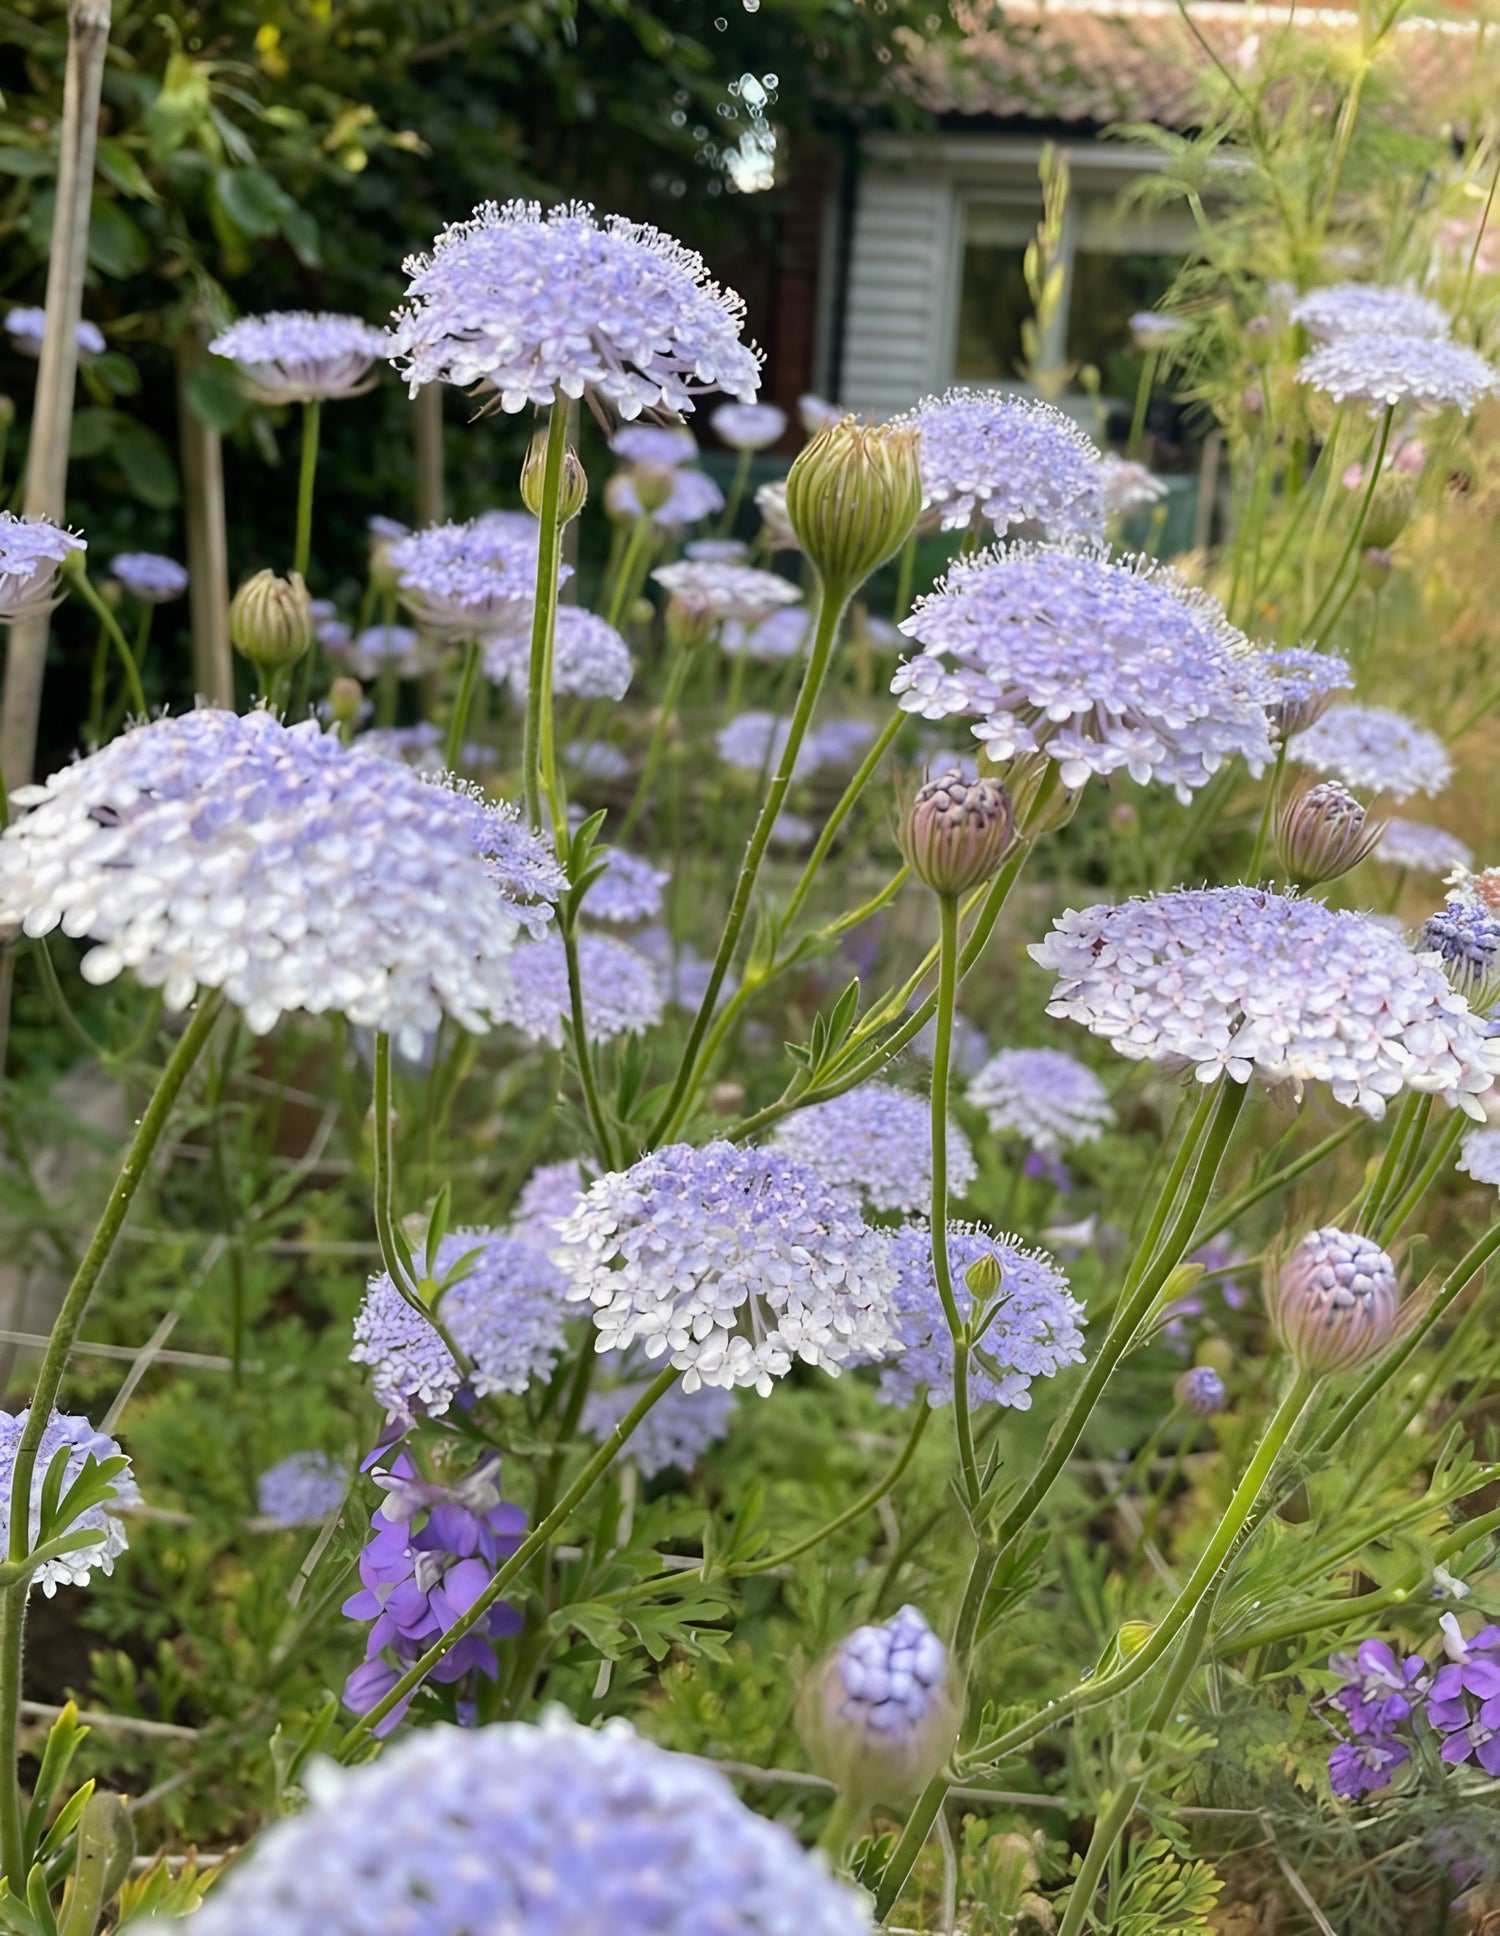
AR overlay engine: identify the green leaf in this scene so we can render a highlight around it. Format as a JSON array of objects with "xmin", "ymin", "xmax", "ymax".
[
  {"xmin": 94, "ymin": 140, "xmax": 158, "ymax": 204},
  {"xmin": 184, "ymin": 362, "xmax": 249, "ymax": 433},
  {"xmin": 212, "ymin": 167, "xmax": 295, "ymax": 239},
  {"xmin": 0, "ymin": 149, "xmax": 52, "ymax": 179},
  {"xmin": 83, "ymin": 352, "xmax": 140, "ymax": 400},
  {"xmin": 22, "ymin": 1706, "xmax": 89, "ymax": 1868},
  {"xmin": 548, "ymin": 1600, "xmax": 628, "ymax": 1657},
  {"xmin": 68, "ymin": 409, "xmax": 119, "ymax": 461},
  {"xmin": 86, "ymin": 203, "xmax": 149, "ymax": 279},
  {"xmin": 35, "ymin": 1781, "xmax": 92, "ymax": 1865},
  {"xmin": 111, "ymin": 424, "xmax": 180, "ymax": 510}
]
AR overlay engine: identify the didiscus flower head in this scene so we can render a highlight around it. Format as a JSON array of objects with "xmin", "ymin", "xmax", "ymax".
[
  {"xmin": 801, "ymin": 1605, "xmax": 959, "ymax": 1811},
  {"xmin": 389, "ymin": 199, "xmax": 762, "ymax": 418},
  {"xmin": 1291, "ymin": 283, "xmax": 1452, "ymax": 342},
  {"xmin": 186, "ymin": 1714, "xmax": 870, "ymax": 1936},
  {"xmin": 352, "ymin": 1231, "xmax": 571, "ymax": 1417},
  {"xmin": 1268, "ymin": 1228, "xmax": 1400, "ymax": 1376},
  {"xmin": 581, "ymin": 1359, "xmax": 737, "ymax": 1477},
  {"xmin": 209, "ymin": 310, "xmax": 390, "ymax": 403},
  {"xmin": 1262, "ymin": 645, "xmax": 1354, "ymax": 738},
  {"xmin": 390, "ymin": 512, "xmax": 560, "ymax": 640},
  {"xmin": 892, "ymin": 388, "xmax": 1106, "ymax": 539},
  {"xmin": 1290, "ymin": 704, "xmax": 1451, "ymax": 803},
  {"xmin": 110, "ymin": 552, "xmax": 188, "ymax": 604},
  {"xmin": 770, "ymin": 1080, "xmax": 977, "ymax": 1215},
  {"xmin": 964, "ymin": 1047, "xmax": 1113, "ymax": 1153},
  {"xmin": 1032, "ymin": 885, "xmax": 1500, "ymax": 1118},
  {"xmin": 1299, "ymin": 331, "xmax": 1497, "ymax": 415},
  {"xmin": 875, "ymin": 1222, "xmax": 1085, "ymax": 1412},
  {"xmin": 0, "ymin": 1410, "xmax": 137, "ymax": 1594},
  {"xmin": 552, "ymin": 1142, "xmax": 898, "ymax": 1395},
  {"xmin": 712, "ymin": 400, "xmax": 788, "ymax": 450},
  {"xmin": 894, "ymin": 544, "xmax": 1275, "ymax": 802},
  {"xmin": 1375, "ymin": 819, "xmax": 1472, "ymax": 877},
  {"xmin": 1175, "ymin": 1365, "xmax": 1227, "ymax": 1416},
  {"xmin": 257, "ymin": 1451, "xmax": 347, "ymax": 1527},
  {"xmin": 484, "ymin": 604, "xmax": 632, "ymax": 702},
  {"xmin": 0, "ymin": 709, "xmax": 562, "ymax": 1051},
  {"xmin": 0, "ymin": 514, "xmax": 85, "ymax": 623},
  {"xmin": 651, "ymin": 560, "xmax": 801, "ymax": 625},
  {"xmin": 1418, "ymin": 899, "xmax": 1500, "ymax": 1012}
]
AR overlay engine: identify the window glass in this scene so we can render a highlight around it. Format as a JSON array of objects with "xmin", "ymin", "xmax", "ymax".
[{"xmin": 953, "ymin": 195, "xmax": 1039, "ymax": 385}]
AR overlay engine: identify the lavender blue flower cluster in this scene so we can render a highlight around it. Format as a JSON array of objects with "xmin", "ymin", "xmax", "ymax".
[
  {"xmin": 257, "ymin": 1451, "xmax": 348, "ymax": 1527},
  {"xmin": 1377, "ymin": 818, "xmax": 1473, "ymax": 876},
  {"xmin": 351, "ymin": 1231, "xmax": 570, "ymax": 1417},
  {"xmin": 581, "ymin": 1366, "xmax": 737, "ymax": 1476},
  {"xmin": 484, "ymin": 605, "xmax": 633, "ymax": 701},
  {"xmin": 389, "ymin": 199, "xmax": 762, "ymax": 416},
  {"xmin": 188, "ymin": 1714, "xmax": 870, "ymax": 1934},
  {"xmin": 1299, "ymin": 332, "xmax": 1497, "ymax": 415},
  {"xmin": 894, "ymin": 544, "xmax": 1276, "ymax": 801},
  {"xmin": 876, "ymin": 1222, "xmax": 1085, "ymax": 1411},
  {"xmin": 110, "ymin": 552, "xmax": 188, "ymax": 603},
  {"xmin": 209, "ymin": 310, "xmax": 390, "ymax": 403},
  {"xmin": 893, "ymin": 389, "xmax": 1107, "ymax": 538},
  {"xmin": 1033, "ymin": 885, "xmax": 1500, "ymax": 1118},
  {"xmin": 653, "ymin": 560, "xmax": 801, "ymax": 624},
  {"xmin": 501, "ymin": 931, "xmax": 664, "ymax": 1045},
  {"xmin": 0, "ymin": 1410, "xmax": 137, "ymax": 1595},
  {"xmin": 964, "ymin": 1047, "xmax": 1114, "ymax": 1153},
  {"xmin": 0, "ymin": 709, "xmax": 561, "ymax": 1052},
  {"xmin": 0, "ymin": 512, "xmax": 84, "ymax": 623},
  {"xmin": 552, "ymin": 1142, "xmax": 898, "ymax": 1394},
  {"xmin": 341, "ymin": 1452, "xmax": 526, "ymax": 1734},
  {"xmin": 771, "ymin": 1080, "xmax": 977, "ymax": 1214},
  {"xmin": 1290, "ymin": 704, "xmax": 1452, "ymax": 802},
  {"xmin": 390, "ymin": 512, "xmax": 557, "ymax": 639}
]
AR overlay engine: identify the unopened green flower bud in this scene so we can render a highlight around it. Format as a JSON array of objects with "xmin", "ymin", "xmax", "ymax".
[
  {"xmin": 899, "ymin": 768, "xmax": 1015, "ymax": 898},
  {"xmin": 799, "ymin": 1605, "xmax": 958, "ymax": 1813},
  {"xmin": 229, "ymin": 568, "xmax": 313, "ymax": 678},
  {"xmin": 664, "ymin": 595, "xmax": 713, "ymax": 652},
  {"xmin": 1267, "ymin": 1228, "xmax": 1400, "ymax": 1377},
  {"xmin": 784, "ymin": 417, "xmax": 922, "ymax": 595},
  {"xmin": 1360, "ymin": 545, "xmax": 1394, "ymax": 589},
  {"xmin": 521, "ymin": 428, "xmax": 588, "ymax": 524},
  {"xmin": 327, "ymin": 676, "xmax": 364, "ymax": 727},
  {"xmin": 1362, "ymin": 476, "xmax": 1413, "ymax": 551},
  {"xmin": 965, "ymin": 1251, "xmax": 1003, "ymax": 1303},
  {"xmin": 1275, "ymin": 780, "xmax": 1383, "ymax": 888}
]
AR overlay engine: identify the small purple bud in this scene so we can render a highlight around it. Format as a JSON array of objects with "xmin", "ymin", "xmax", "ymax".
[
  {"xmin": 799, "ymin": 1604, "xmax": 958, "ymax": 1810},
  {"xmin": 899, "ymin": 768, "xmax": 1015, "ymax": 898},
  {"xmin": 1175, "ymin": 1365, "xmax": 1227, "ymax": 1416},
  {"xmin": 1269, "ymin": 1228, "xmax": 1399, "ymax": 1377}
]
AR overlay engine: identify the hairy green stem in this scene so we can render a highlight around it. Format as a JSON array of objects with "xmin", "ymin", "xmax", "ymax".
[
  {"xmin": 648, "ymin": 582, "xmax": 851, "ymax": 1146},
  {"xmin": 293, "ymin": 399, "xmax": 320, "ymax": 584},
  {"xmin": 1305, "ymin": 404, "xmax": 1394, "ymax": 639},
  {"xmin": 563, "ymin": 921, "xmax": 619, "ymax": 1171},
  {"xmin": 444, "ymin": 638, "xmax": 482, "ymax": 775},
  {"xmin": 67, "ymin": 569, "xmax": 148, "ymax": 720},
  {"xmin": 779, "ymin": 710, "xmax": 906, "ymax": 932},
  {"xmin": 931, "ymin": 894, "xmax": 980, "ymax": 1507},
  {"xmin": 521, "ymin": 402, "xmax": 569, "ymax": 831}
]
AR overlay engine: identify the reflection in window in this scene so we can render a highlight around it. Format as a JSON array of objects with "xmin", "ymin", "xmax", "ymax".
[{"xmin": 953, "ymin": 195, "xmax": 1039, "ymax": 385}]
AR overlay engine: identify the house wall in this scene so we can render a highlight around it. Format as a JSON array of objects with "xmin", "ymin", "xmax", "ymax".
[{"xmin": 835, "ymin": 132, "xmax": 1179, "ymax": 419}]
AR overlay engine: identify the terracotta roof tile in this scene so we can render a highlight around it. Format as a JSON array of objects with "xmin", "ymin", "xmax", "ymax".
[{"xmin": 906, "ymin": 0, "xmax": 1483, "ymax": 130}]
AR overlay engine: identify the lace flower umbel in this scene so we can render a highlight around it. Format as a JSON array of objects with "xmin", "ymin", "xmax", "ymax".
[
  {"xmin": 390, "ymin": 512, "xmax": 560, "ymax": 640},
  {"xmin": 1299, "ymin": 332, "xmax": 1497, "ymax": 415},
  {"xmin": 652, "ymin": 560, "xmax": 801, "ymax": 625},
  {"xmin": 389, "ymin": 199, "xmax": 762, "ymax": 418},
  {"xmin": 352, "ymin": 1231, "xmax": 570, "ymax": 1417},
  {"xmin": 209, "ymin": 311, "xmax": 390, "ymax": 404},
  {"xmin": 1033, "ymin": 885, "xmax": 1500, "ymax": 1118},
  {"xmin": 894, "ymin": 544, "xmax": 1275, "ymax": 801},
  {"xmin": 552, "ymin": 1142, "xmax": 898, "ymax": 1395},
  {"xmin": 965, "ymin": 1047, "xmax": 1114, "ymax": 1152},
  {"xmin": 484, "ymin": 604, "xmax": 632, "ymax": 701},
  {"xmin": 110, "ymin": 552, "xmax": 187, "ymax": 604},
  {"xmin": 583, "ymin": 849, "xmax": 668, "ymax": 925},
  {"xmin": 1289, "ymin": 704, "xmax": 1452, "ymax": 803},
  {"xmin": 876, "ymin": 1223, "xmax": 1085, "ymax": 1411},
  {"xmin": 1262, "ymin": 645, "xmax": 1354, "ymax": 737},
  {"xmin": 0, "ymin": 1410, "xmax": 137, "ymax": 1595},
  {"xmin": 771, "ymin": 1081, "xmax": 977, "ymax": 1215},
  {"xmin": 187, "ymin": 1714, "xmax": 869, "ymax": 1936},
  {"xmin": 582, "ymin": 1361, "xmax": 737, "ymax": 1476},
  {"xmin": 0, "ymin": 709, "xmax": 562, "ymax": 1051},
  {"xmin": 257, "ymin": 1451, "xmax": 347, "ymax": 1527},
  {"xmin": 501, "ymin": 931, "xmax": 663, "ymax": 1045},
  {"xmin": 893, "ymin": 389, "xmax": 1106, "ymax": 538},
  {"xmin": 1376, "ymin": 819, "xmax": 1472, "ymax": 876},
  {"xmin": 722, "ymin": 605, "xmax": 809, "ymax": 663},
  {"xmin": 1291, "ymin": 283, "xmax": 1452, "ymax": 342},
  {"xmin": 0, "ymin": 514, "xmax": 84, "ymax": 624}
]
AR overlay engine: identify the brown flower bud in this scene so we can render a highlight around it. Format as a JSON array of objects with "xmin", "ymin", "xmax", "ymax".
[
  {"xmin": 1275, "ymin": 780, "xmax": 1384, "ymax": 887},
  {"xmin": 899, "ymin": 768, "xmax": 1015, "ymax": 897}
]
